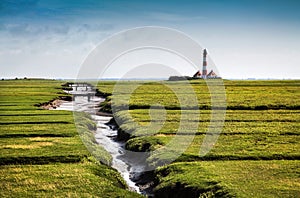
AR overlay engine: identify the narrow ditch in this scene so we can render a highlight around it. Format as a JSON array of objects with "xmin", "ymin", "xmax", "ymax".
[{"xmin": 53, "ymin": 84, "xmax": 154, "ymax": 196}]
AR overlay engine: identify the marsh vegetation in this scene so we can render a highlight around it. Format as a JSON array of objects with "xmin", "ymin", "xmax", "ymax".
[
  {"xmin": 0, "ymin": 79, "xmax": 299, "ymax": 197},
  {"xmin": 97, "ymin": 79, "xmax": 300, "ymax": 197}
]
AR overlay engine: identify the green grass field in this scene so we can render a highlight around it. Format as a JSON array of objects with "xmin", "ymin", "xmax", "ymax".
[
  {"xmin": 97, "ymin": 79, "xmax": 300, "ymax": 197},
  {"xmin": 98, "ymin": 80, "xmax": 299, "ymax": 110},
  {"xmin": 0, "ymin": 79, "xmax": 140, "ymax": 197},
  {"xmin": 1, "ymin": 79, "xmax": 299, "ymax": 197}
]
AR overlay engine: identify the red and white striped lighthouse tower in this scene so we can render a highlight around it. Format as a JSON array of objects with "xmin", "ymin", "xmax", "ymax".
[{"xmin": 202, "ymin": 49, "xmax": 208, "ymax": 79}]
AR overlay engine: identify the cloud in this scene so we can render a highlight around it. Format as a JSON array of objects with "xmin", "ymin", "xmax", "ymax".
[
  {"xmin": 1, "ymin": 22, "xmax": 70, "ymax": 38},
  {"xmin": 144, "ymin": 11, "xmax": 206, "ymax": 22},
  {"xmin": 78, "ymin": 23, "xmax": 114, "ymax": 32}
]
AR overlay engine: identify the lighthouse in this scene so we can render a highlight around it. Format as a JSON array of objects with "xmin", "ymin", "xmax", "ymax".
[
  {"xmin": 202, "ymin": 49, "xmax": 208, "ymax": 79},
  {"xmin": 190, "ymin": 48, "xmax": 221, "ymax": 79}
]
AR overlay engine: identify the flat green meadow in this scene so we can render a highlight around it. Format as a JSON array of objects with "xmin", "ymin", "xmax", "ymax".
[
  {"xmin": 1, "ymin": 79, "xmax": 299, "ymax": 197},
  {"xmin": 97, "ymin": 79, "xmax": 300, "ymax": 197},
  {"xmin": 0, "ymin": 79, "xmax": 140, "ymax": 197}
]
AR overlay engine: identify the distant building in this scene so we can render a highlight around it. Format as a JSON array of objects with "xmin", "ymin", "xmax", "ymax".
[
  {"xmin": 193, "ymin": 49, "xmax": 221, "ymax": 79},
  {"xmin": 207, "ymin": 70, "xmax": 218, "ymax": 78},
  {"xmin": 193, "ymin": 71, "xmax": 201, "ymax": 78},
  {"xmin": 202, "ymin": 49, "xmax": 208, "ymax": 78},
  {"xmin": 169, "ymin": 49, "xmax": 221, "ymax": 81}
]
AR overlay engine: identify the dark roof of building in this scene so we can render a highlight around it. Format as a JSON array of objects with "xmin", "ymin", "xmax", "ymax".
[
  {"xmin": 193, "ymin": 71, "xmax": 201, "ymax": 77},
  {"xmin": 207, "ymin": 70, "xmax": 217, "ymax": 77}
]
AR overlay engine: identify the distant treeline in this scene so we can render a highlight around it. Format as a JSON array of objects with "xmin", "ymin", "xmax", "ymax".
[{"xmin": 168, "ymin": 76, "xmax": 193, "ymax": 81}]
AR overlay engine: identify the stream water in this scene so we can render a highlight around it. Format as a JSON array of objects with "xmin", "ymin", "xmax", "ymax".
[{"xmin": 54, "ymin": 86, "xmax": 143, "ymax": 194}]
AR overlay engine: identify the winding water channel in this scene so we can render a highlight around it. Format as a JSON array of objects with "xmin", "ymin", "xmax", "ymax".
[{"xmin": 54, "ymin": 86, "xmax": 143, "ymax": 194}]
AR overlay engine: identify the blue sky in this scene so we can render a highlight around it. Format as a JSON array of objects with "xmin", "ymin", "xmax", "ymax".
[{"xmin": 1, "ymin": 0, "xmax": 300, "ymax": 79}]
